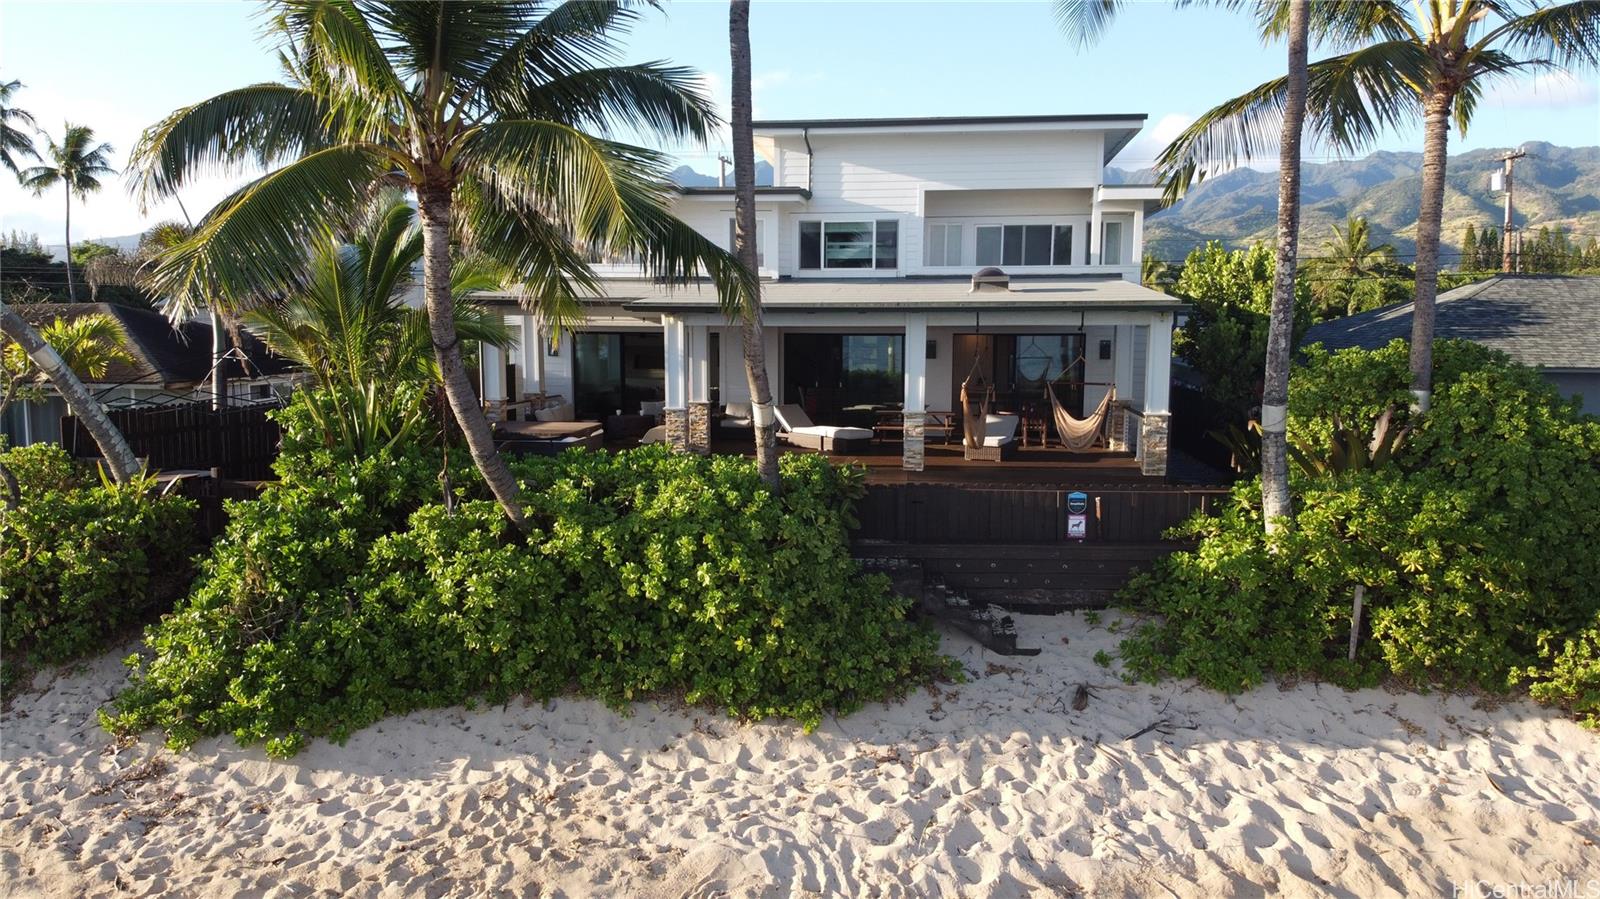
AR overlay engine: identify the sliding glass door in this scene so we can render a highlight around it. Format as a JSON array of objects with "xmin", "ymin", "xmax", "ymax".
[
  {"xmin": 782, "ymin": 333, "xmax": 904, "ymax": 426},
  {"xmin": 572, "ymin": 332, "xmax": 666, "ymax": 418}
]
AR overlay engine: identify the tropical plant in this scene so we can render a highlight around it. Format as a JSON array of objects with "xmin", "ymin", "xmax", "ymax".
[
  {"xmin": 18, "ymin": 124, "xmax": 115, "ymax": 301},
  {"xmin": 1155, "ymin": 0, "xmax": 1600, "ymax": 413},
  {"xmin": 0, "ymin": 311, "xmax": 132, "ymax": 415},
  {"xmin": 129, "ymin": 0, "xmax": 754, "ymax": 528},
  {"xmin": 1057, "ymin": 0, "xmax": 1312, "ymax": 533},
  {"xmin": 1141, "ymin": 254, "xmax": 1177, "ymax": 293},
  {"xmin": 247, "ymin": 195, "xmax": 513, "ymax": 456},
  {"xmin": 0, "ymin": 78, "xmax": 39, "ymax": 176},
  {"xmin": 0, "ymin": 305, "xmax": 140, "ymax": 482},
  {"xmin": 729, "ymin": 0, "xmax": 780, "ymax": 490},
  {"xmin": 1302, "ymin": 215, "xmax": 1410, "ymax": 318}
]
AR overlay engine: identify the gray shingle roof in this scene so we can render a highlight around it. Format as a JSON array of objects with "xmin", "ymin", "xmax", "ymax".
[
  {"xmin": 1300, "ymin": 275, "xmax": 1600, "ymax": 372},
  {"xmin": 14, "ymin": 303, "xmax": 294, "ymax": 387}
]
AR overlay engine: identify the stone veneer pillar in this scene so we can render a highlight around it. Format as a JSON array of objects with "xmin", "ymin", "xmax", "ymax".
[
  {"xmin": 902, "ymin": 411, "xmax": 926, "ymax": 472},
  {"xmin": 664, "ymin": 408, "xmax": 689, "ymax": 452},
  {"xmin": 687, "ymin": 401, "xmax": 711, "ymax": 455},
  {"xmin": 1107, "ymin": 401, "xmax": 1129, "ymax": 452},
  {"xmin": 1140, "ymin": 412, "xmax": 1170, "ymax": 477}
]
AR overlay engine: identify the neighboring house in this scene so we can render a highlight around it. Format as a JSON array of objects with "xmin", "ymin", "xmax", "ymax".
[
  {"xmin": 1, "ymin": 303, "xmax": 299, "ymax": 447},
  {"xmin": 477, "ymin": 113, "xmax": 1185, "ymax": 476},
  {"xmin": 1302, "ymin": 275, "xmax": 1600, "ymax": 415}
]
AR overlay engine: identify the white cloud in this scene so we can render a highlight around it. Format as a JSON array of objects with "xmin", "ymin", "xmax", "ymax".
[
  {"xmin": 1111, "ymin": 112, "xmax": 1195, "ymax": 170},
  {"xmin": 1485, "ymin": 71, "xmax": 1599, "ymax": 110}
]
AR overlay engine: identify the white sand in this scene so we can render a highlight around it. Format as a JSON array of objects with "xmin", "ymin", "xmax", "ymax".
[{"xmin": 4, "ymin": 613, "xmax": 1599, "ymax": 898}]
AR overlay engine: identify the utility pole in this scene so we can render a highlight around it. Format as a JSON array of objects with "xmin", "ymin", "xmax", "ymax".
[
  {"xmin": 1496, "ymin": 148, "xmax": 1527, "ymax": 273},
  {"xmin": 717, "ymin": 154, "xmax": 732, "ymax": 188}
]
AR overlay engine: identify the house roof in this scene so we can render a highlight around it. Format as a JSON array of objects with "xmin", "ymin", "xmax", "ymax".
[
  {"xmin": 751, "ymin": 113, "xmax": 1148, "ymax": 130},
  {"xmin": 1300, "ymin": 275, "xmax": 1600, "ymax": 372},
  {"xmin": 550, "ymin": 275, "xmax": 1187, "ymax": 314},
  {"xmin": 11, "ymin": 303, "xmax": 295, "ymax": 388}
]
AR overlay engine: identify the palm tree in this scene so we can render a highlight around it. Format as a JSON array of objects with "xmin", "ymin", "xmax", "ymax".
[
  {"xmin": 1058, "ymin": 0, "xmax": 1313, "ymax": 531},
  {"xmin": 1156, "ymin": 0, "xmax": 1600, "ymax": 412},
  {"xmin": 128, "ymin": 0, "xmax": 752, "ymax": 527},
  {"xmin": 1303, "ymin": 215, "xmax": 1405, "ymax": 317},
  {"xmin": 0, "ymin": 78, "xmax": 39, "ymax": 176},
  {"xmin": 19, "ymin": 125, "xmax": 116, "ymax": 302},
  {"xmin": 0, "ymin": 303, "xmax": 141, "ymax": 481},
  {"xmin": 0, "ymin": 312, "xmax": 131, "ymax": 416},
  {"xmin": 248, "ymin": 194, "xmax": 512, "ymax": 456},
  {"xmin": 729, "ymin": 0, "xmax": 779, "ymax": 490}
]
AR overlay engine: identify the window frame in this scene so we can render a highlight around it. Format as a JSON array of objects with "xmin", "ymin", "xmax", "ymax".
[
  {"xmin": 974, "ymin": 222, "xmax": 1069, "ymax": 268},
  {"xmin": 796, "ymin": 218, "xmax": 901, "ymax": 271},
  {"xmin": 1102, "ymin": 220, "xmax": 1125, "ymax": 266}
]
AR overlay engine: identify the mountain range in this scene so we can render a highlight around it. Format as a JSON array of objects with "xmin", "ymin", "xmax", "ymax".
[
  {"xmin": 56, "ymin": 147, "xmax": 1596, "ymax": 266},
  {"xmin": 1108, "ymin": 142, "xmax": 1600, "ymax": 262}
]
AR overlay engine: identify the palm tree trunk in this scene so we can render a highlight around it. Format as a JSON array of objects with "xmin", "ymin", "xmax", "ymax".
[
  {"xmin": 0, "ymin": 302, "xmax": 138, "ymax": 482},
  {"xmin": 1408, "ymin": 87, "xmax": 1452, "ymax": 414},
  {"xmin": 63, "ymin": 188, "xmax": 76, "ymax": 301},
  {"xmin": 415, "ymin": 185, "xmax": 527, "ymax": 528},
  {"xmin": 730, "ymin": 0, "xmax": 780, "ymax": 491},
  {"xmin": 1259, "ymin": 0, "xmax": 1309, "ymax": 533}
]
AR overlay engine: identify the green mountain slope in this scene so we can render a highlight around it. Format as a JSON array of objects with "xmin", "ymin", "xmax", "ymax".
[{"xmin": 1113, "ymin": 142, "xmax": 1600, "ymax": 264}]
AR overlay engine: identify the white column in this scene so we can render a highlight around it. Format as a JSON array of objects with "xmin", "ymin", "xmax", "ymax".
[
  {"xmin": 481, "ymin": 341, "xmax": 505, "ymax": 402},
  {"xmin": 1089, "ymin": 201, "xmax": 1104, "ymax": 266},
  {"xmin": 903, "ymin": 314, "xmax": 927, "ymax": 412},
  {"xmin": 688, "ymin": 324, "xmax": 710, "ymax": 403},
  {"xmin": 1129, "ymin": 209, "xmax": 1145, "ymax": 284},
  {"xmin": 520, "ymin": 314, "xmax": 542, "ymax": 396},
  {"xmin": 1143, "ymin": 312, "xmax": 1173, "ymax": 415},
  {"xmin": 663, "ymin": 315, "xmax": 687, "ymax": 411}
]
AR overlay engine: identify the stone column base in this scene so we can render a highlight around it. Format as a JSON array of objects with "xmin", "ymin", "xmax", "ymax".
[
  {"xmin": 1140, "ymin": 412, "xmax": 1170, "ymax": 477},
  {"xmin": 664, "ymin": 408, "xmax": 689, "ymax": 452},
  {"xmin": 902, "ymin": 411, "xmax": 926, "ymax": 472},
  {"xmin": 483, "ymin": 400, "xmax": 505, "ymax": 424},
  {"xmin": 687, "ymin": 401, "xmax": 711, "ymax": 455},
  {"xmin": 1107, "ymin": 400, "xmax": 1130, "ymax": 452}
]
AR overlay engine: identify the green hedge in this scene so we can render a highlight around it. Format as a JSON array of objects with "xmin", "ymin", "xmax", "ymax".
[
  {"xmin": 1, "ymin": 443, "xmax": 198, "ymax": 691},
  {"xmin": 1116, "ymin": 340, "xmax": 1600, "ymax": 724},
  {"xmin": 104, "ymin": 443, "xmax": 952, "ymax": 757}
]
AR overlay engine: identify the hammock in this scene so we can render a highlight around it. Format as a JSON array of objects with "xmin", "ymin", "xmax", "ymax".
[
  {"xmin": 1046, "ymin": 382, "xmax": 1115, "ymax": 450},
  {"xmin": 959, "ymin": 356, "xmax": 994, "ymax": 450}
]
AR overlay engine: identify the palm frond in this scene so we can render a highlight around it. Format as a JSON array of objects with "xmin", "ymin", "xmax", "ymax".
[
  {"xmin": 126, "ymin": 83, "xmax": 335, "ymax": 208},
  {"xmin": 1477, "ymin": 0, "xmax": 1600, "ymax": 68},
  {"xmin": 1053, "ymin": 0, "xmax": 1126, "ymax": 48},
  {"xmin": 151, "ymin": 145, "xmax": 387, "ymax": 316},
  {"xmin": 490, "ymin": 62, "xmax": 719, "ymax": 143}
]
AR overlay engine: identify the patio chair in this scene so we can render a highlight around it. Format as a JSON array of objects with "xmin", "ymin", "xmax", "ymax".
[
  {"xmin": 720, "ymin": 401, "xmax": 753, "ymax": 431},
  {"xmin": 966, "ymin": 412, "xmax": 1020, "ymax": 461},
  {"xmin": 773, "ymin": 404, "xmax": 873, "ymax": 454}
]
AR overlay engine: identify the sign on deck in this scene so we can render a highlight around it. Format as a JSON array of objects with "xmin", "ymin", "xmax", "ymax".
[{"xmin": 1066, "ymin": 491, "xmax": 1089, "ymax": 541}]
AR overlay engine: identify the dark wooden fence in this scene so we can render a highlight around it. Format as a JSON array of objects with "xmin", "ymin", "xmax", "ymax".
[
  {"xmin": 62, "ymin": 403, "xmax": 282, "ymax": 480},
  {"xmin": 853, "ymin": 482, "xmax": 1228, "ymax": 545}
]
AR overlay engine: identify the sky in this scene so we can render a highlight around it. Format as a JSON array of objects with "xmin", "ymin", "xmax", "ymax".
[{"xmin": 2, "ymin": 0, "xmax": 1597, "ymax": 248}]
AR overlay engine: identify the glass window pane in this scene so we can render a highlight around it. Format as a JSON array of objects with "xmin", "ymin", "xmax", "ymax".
[
  {"xmin": 946, "ymin": 225, "xmax": 962, "ymax": 266},
  {"xmin": 1002, "ymin": 225, "xmax": 1024, "ymax": 266},
  {"xmin": 823, "ymin": 221, "xmax": 873, "ymax": 268},
  {"xmin": 925, "ymin": 224, "xmax": 946, "ymax": 266},
  {"xmin": 799, "ymin": 221, "xmax": 821, "ymax": 269},
  {"xmin": 1023, "ymin": 225, "xmax": 1052, "ymax": 265},
  {"xmin": 874, "ymin": 220, "xmax": 898, "ymax": 269},
  {"xmin": 1103, "ymin": 222, "xmax": 1124, "ymax": 265},
  {"xmin": 1053, "ymin": 225, "xmax": 1075, "ymax": 265},
  {"xmin": 975, "ymin": 226, "xmax": 1002, "ymax": 266}
]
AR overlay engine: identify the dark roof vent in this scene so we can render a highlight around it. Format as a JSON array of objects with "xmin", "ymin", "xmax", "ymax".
[{"xmin": 971, "ymin": 267, "xmax": 1010, "ymax": 292}]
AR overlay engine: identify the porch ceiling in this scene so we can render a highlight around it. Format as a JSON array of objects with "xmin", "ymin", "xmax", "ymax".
[{"xmin": 607, "ymin": 276, "xmax": 1187, "ymax": 314}]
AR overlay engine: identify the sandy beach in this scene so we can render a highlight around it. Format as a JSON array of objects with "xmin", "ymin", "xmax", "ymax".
[{"xmin": 3, "ymin": 612, "xmax": 1598, "ymax": 898}]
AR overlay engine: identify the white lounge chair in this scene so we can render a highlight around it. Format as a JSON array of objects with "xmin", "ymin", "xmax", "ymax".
[
  {"xmin": 773, "ymin": 404, "xmax": 873, "ymax": 454},
  {"xmin": 964, "ymin": 412, "xmax": 1019, "ymax": 461}
]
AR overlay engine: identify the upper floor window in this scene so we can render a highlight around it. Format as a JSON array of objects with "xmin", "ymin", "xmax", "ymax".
[
  {"xmin": 925, "ymin": 223, "xmax": 963, "ymax": 266},
  {"xmin": 975, "ymin": 224, "xmax": 1076, "ymax": 267},
  {"xmin": 1102, "ymin": 221, "xmax": 1125, "ymax": 266},
  {"xmin": 799, "ymin": 219, "xmax": 898, "ymax": 270},
  {"xmin": 727, "ymin": 218, "xmax": 766, "ymax": 269}
]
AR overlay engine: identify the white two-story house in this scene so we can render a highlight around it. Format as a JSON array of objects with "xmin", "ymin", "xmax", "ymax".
[{"xmin": 477, "ymin": 113, "xmax": 1182, "ymax": 476}]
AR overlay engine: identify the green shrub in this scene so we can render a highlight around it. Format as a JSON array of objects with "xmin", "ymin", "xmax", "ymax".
[
  {"xmin": 1529, "ymin": 616, "xmax": 1600, "ymax": 727},
  {"xmin": 1, "ymin": 444, "xmax": 198, "ymax": 689},
  {"xmin": 105, "ymin": 443, "xmax": 951, "ymax": 756},
  {"xmin": 1117, "ymin": 340, "xmax": 1600, "ymax": 711}
]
